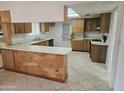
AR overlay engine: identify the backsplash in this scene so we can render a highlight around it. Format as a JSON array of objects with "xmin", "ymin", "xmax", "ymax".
[
  {"xmin": 84, "ymin": 31, "xmax": 109, "ymax": 39},
  {"xmin": 73, "ymin": 32, "xmax": 84, "ymax": 39}
]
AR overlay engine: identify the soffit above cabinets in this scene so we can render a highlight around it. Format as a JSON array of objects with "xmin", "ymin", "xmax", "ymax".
[{"xmin": 0, "ymin": 1, "xmax": 68, "ymax": 22}]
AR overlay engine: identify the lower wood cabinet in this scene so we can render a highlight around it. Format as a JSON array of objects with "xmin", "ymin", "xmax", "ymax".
[
  {"xmin": 71, "ymin": 40, "xmax": 90, "ymax": 51},
  {"xmin": 13, "ymin": 50, "xmax": 67, "ymax": 81},
  {"xmin": 1, "ymin": 49, "xmax": 67, "ymax": 82},
  {"xmin": 1, "ymin": 49, "xmax": 15, "ymax": 70},
  {"xmin": 71, "ymin": 40, "xmax": 83, "ymax": 51},
  {"xmin": 90, "ymin": 44, "xmax": 107, "ymax": 63}
]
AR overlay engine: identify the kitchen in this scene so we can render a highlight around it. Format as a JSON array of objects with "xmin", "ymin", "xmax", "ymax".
[
  {"xmin": 0, "ymin": 1, "xmax": 121, "ymax": 91},
  {"xmin": 71, "ymin": 12, "xmax": 110, "ymax": 64}
]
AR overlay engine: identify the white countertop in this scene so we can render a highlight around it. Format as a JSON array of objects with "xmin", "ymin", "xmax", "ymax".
[
  {"xmin": 72, "ymin": 38, "xmax": 92, "ymax": 41},
  {"xmin": 91, "ymin": 41, "xmax": 108, "ymax": 46},
  {"xmin": 0, "ymin": 38, "xmax": 72, "ymax": 55},
  {"xmin": 72, "ymin": 38, "xmax": 108, "ymax": 46}
]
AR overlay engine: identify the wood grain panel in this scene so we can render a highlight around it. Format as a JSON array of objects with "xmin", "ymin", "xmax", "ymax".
[
  {"xmin": 72, "ymin": 19, "xmax": 84, "ymax": 33},
  {"xmin": 100, "ymin": 13, "xmax": 111, "ymax": 33},
  {"xmin": 14, "ymin": 50, "xmax": 67, "ymax": 82},
  {"xmin": 0, "ymin": 10, "xmax": 11, "ymax": 23},
  {"xmin": 90, "ymin": 44, "xmax": 107, "ymax": 63},
  {"xmin": 1, "ymin": 49, "xmax": 15, "ymax": 70},
  {"xmin": 14, "ymin": 23, "xmax": 25, "ymax": 34},
  {"xmin": 24, "ymin": 23, "xmax": 32, "ymax": 33}
]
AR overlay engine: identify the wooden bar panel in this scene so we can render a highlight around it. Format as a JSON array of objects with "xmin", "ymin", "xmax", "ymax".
[
  {"xmin": 13, "ymin": 50, "xmax": 67, "ymax": 82},
  {"xmin": 1, "ymin": 49, "xmax": 15, "ymax": 70}
]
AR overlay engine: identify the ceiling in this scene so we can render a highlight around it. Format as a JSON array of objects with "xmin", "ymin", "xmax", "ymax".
[{"xmin": 67, "ymin": 1, "xmax": 119, "ymax": 18}]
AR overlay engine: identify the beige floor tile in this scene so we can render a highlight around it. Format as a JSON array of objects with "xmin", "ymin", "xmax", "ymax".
[{"xmin": 0, "ymin": 51, "xmax": 111, "ymax": 91}]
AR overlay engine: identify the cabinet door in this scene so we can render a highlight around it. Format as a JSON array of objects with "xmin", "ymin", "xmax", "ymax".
[
  {"xmin": 100, "ymin": 13, "xmax": 111, "ymax": 33},
  {"xmin": 0, "ymin": 11, "xmax": 11, "ymax": 23},
  {"xmin": 84, "ymin": 19, "xmax": 91, "ymax": 31},
  {"xmin": 71, "ymin": 40, "xmax": 83, "ymax": 51},
  {"xmin": 91, "ymin": 18, "xmax": 99, "ymax": 31},
  {"xmin": 82, "ymin": 40, "xmax": 90, "ymax": 51},
  {"xmin": 14, "ymin": 23, "xmax": 25, "ymax": 34},
  {"xmin": 1, "ymin": 49, "xmax": 15, "ymax": 70},
  {"xmin": 90, "ymin": 44, "xmax": 107, "ymax": 63},
  {"xmin": 24, "ymin": 23, "xmax": 32, "ymax": 33},
  {"xmin": 72, "ymin": 20, "xmax": 84, "ymax": 33}
]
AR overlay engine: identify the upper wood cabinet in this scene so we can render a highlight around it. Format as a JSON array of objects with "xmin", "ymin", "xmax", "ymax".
[
  {"xmin": 91, "ymin": 18, "xmax": 100, "ymax": 31},
  {"xmin": 84, "ymin": 19, "xmax": 91, "ymax": 31},
  {"xmin": 14, "ymin": 23, "xmax": 25, "ymax": 34},
  {"xmin": 40, "ymin": 22, "xmax": 55, "ymax": 32},
  {"xmin": 0, "ymin": 11, "xmax": 11, "ymax": 23},
  {"xmin": 14, "ymin": 23, "xmax": 32, "ymax": 34},
  {"xmin": 72, "ymin": 19, "xmax": 84, "ymax": 33},
  {"xmin": 24, "ymin": 23, "xmax": 32, "ymax": 33},
  {"xmin": 84, "ymin": 18, "xmax": 100, "ymax": 31},
  {"xmin": 84, "ymin": 13, "xmax": 111, "ymax": 33},
  {"xmin": 100, "ymin": 13, "xmax": 111, "ymax": 33}
]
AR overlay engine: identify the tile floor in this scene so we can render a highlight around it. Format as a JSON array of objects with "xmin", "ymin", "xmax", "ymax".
[{"xmin": 0, "ymin": 51, "xmax": 112, "ymax": 91}]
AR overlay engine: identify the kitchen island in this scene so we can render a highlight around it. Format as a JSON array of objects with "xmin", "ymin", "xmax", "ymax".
[{"xmin": 0, "ymin": 39, "xmax": 72, "ymax": 82}]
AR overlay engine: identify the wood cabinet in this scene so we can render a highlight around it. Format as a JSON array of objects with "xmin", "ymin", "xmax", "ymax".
[
  {"xmin": 0, "ymin": 11, "xmax": 11, "ymax": 23},
  {"xmin": 84, "ymin": 13, "xmax": 111, "ymax": 32},
  {"xmin": 14, "ymin": 23, "xmax": 25, "ymax": 34},
  {"xmin": 1, "ymin": 49, "xmax": 15, "ymax": 70},
  {"xmin": 71, "ymin": 40, "xmax": 83, "ymax": 51},
  {"xmin": 100, "ymin": 13, "xmax": 111, "ymax": 33},
  {"xmin": 82, "ymin": 40, "xmax": 90, "ymax": 51},
  {"xmin": 40, "ymin": 22, "xmax": 55, "ymax": 32},
  {"xmin": 84, "ymin": 19, "xmax": 91, "ymax": 31},
  {"xmin": 13, "ymin": 50, "xmax": 67, "ymax": 82},
  {"xmin": 0, "ymin": 11, "xmax": 12, "ymax": 44},
  {"xmin": 1, "ymin": 48, "xmax": 67, "ymax": 82},
  {"xmin": 72, "ymin": 19, "xmax": 84, "ymax": 33},
  {"xmin": 24, "ymin": 23, "xmax": 32, "ymax": 33},
  {"xmin": 90, "ymin": 44, "xmax": 107, "ymax": 63},
  {"xmin": 91, "ymin": 18, "xmax": 100, "ymax": 31},
  {"xmin": 71, "ymin": 40, "xmax": 90, "ymax": 51},
  {"xmin": 84, "ymin": 18, "xmax": 100, "ymax": 31},
  {"xmin": 14, "ymin": 23, "xmax": 32, "ymax": 34}
]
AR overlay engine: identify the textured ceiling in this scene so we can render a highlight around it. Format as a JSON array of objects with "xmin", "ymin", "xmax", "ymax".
[{"xmin": 67, "ymin": 1, "xmax": 119, "ymax": 18}]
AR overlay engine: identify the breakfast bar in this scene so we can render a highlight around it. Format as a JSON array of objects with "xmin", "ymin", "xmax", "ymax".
[{"xmin": 0, "ymin": 39, "xmax": 72, "ymax": 83}]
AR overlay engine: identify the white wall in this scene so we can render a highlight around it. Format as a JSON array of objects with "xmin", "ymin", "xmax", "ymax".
[
  {"xmin": 0, "ymin": 1, "xmax": 65, "ymax": 22},
  {"xmin": 106, "ymin": 10, "xmax": 118, "ymax": 72},
  {"xmin": 110, "ymin": 2, "xmax": 124, "ymax": 90},
  {"xmin": 113, "ymin": 2, "xmax": 124, "ymax": 90},
  {"xmin": 44, "ymin": 22, "xmax": 71, "ymax": 47}
]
